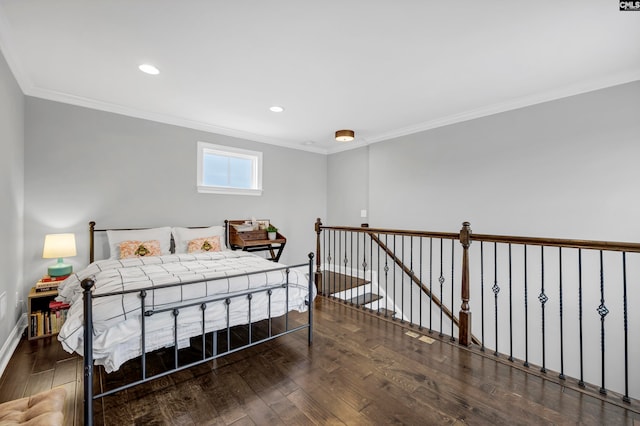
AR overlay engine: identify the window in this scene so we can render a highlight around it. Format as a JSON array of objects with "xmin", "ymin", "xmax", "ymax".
[{"xmin": 197, "ymin": 142, "xmax": 263, "ymax": 195}]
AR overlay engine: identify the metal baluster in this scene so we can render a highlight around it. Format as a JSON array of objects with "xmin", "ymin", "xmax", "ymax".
[
  {"xmin": 439, "ymin": 238, "xmax": 444, "ymax": 337},
  {"xmin": 622, "ymin": 252, "xmax": 630, "ymax": 403},
  {"xmin": 508, "ymin": 243, "xmax": 513, "ymax": 361},
  {"xmin": 493, "ymin": 242, "xmax": 500, "ymax": 357},
  {"xmin": 578, "ymin": 249, "xmax": 584, "ymax": 387},
  {"xmin": 598, "ymin": 250, "xmax": 608, "ymax": 395},
  {"xmin": 350, "ymin": 232, "xmax": 354, "ymax": 305},
  {"xmin": 401, "ymin": 235, "xmax": 405, "ymax": 323},
  {"xmin": 377, "ymin": 233, "xmax": 381, "ymax": 315},
  {"xmin": 429, "ymin": 238, "xmax": 433, "ymax": 333},
  {"xmin": 558, "ymin": 247, "xmax": 565, "ymax": 380},
  {"xmin": 393, "ymin": 235, "xmax": 397, "ymax": 320},
  {"xmin": 539, "ymin": 246, "xmax": 547, "ymax": 373},
  {"xmin": 329, "ymin": 229, "xmax": 334, "ymax": 296},
  {"xmin": 419, "ymin": 237, "xmax": 423, "ymax": 330},
  {"xmin": 409, "ymin": 236, "xmax": 414, "ymax": 325},
  {"xmin": 362, "ymin": 232, "xmax": 368, "ymax": 311},
  {"xmin": 523, "ymin": 245, "xmax": 529, "ymax": 367},
  {"xmin": 384, "ymin": 234, "xmax": 389, "ymax": 317},
  {"xmin": 450, "ymin": 239, "xmax": 455, "ymax": 342},
  {"xmin": 356, "ymin": 232, "xmax": 360, "ymax": 309},
  {"xmin": 480, "ymin": 242, "xmax": 485, "ymax": 351}
]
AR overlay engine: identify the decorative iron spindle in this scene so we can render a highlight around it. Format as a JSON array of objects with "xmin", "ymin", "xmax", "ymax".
[
  {"xmin": 439, "ymin": 238, "xmax": 444, "ymax": 337},
  {"xmin": 384, "ymin": 234, "xmax": 390, "ymax": 318},
  {"xmin": 493, "ymin": 242, "xmax": 500, "ymax": 357},
  {"xmin": 598, "ymin": 250, "xmax": 608, "ymax": 395},
  {"xmin": 558, "ymin": 247, "xmax": 565, "ymax": 380},
  {"xmin": 539, "ymin": 246, "xmax": 547, "ymax": 373}
]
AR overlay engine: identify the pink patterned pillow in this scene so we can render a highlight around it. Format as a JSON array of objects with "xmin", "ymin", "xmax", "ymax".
[
  {"xmin": 119, "ymin": 240, "xmax": 162, "ymax": 259},
  {"xmin": 187, "ymin": 236, "xmax": 221, "ymax": 253}
]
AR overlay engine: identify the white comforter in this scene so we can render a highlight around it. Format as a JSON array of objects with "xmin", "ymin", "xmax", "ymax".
[{"xmin": 56, "ymin": 251, "xmax": 313, "ymax": 372}]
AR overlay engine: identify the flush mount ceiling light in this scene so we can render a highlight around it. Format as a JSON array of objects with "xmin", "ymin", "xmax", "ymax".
[
  {"xmin": 269, "ymin": 106, "xmax": 284, "ymax": 113},
  {"xmin": 335, "ymin": 129, "xmax": 355, "ymax": 142},
  {"xmin": 138, "ymin": 64, "xmax": 160, "ymax": 75}
]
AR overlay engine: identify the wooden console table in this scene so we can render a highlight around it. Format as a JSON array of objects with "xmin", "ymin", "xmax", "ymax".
[{"xmin": 225, "ymin": 219, "xmax": 286, "ymax": 262}]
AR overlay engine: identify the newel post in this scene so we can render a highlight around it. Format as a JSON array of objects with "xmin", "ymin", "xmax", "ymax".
[
  {"xmin": 459, "ymin": 221, "xmax": 472, "ymax": 346},
  {"xmin": 314, "ymin": 218, "xmax": 323, "ymax": 291}
]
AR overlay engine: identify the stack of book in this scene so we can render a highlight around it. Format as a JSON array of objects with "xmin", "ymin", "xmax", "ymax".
[
  {"xmin": 29, "ymin": 300, "xmax": 70, "ymax": 337},
  {"xmin": 35, "ymin": 274, "xmax": 69, "ymax": 292}
]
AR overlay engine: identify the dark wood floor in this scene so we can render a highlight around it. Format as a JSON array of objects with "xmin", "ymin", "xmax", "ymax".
[{"xmin": 1, "ymin": 297, "xmax": 639, "ymax": 425}]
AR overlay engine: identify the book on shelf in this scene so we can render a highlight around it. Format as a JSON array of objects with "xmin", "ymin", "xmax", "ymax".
[{"xmin": 49, "ymin": 300, "xmax": 70, "ymax": 311}]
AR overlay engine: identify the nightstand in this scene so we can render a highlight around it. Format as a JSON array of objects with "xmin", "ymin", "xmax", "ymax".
[{"xmin": 27, "ymin": 287, "xmax": 67, "ymax": 340}]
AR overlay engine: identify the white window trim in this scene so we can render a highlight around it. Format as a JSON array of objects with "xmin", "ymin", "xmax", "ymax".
[{"xmin": 197, "ymin": 141, "xmax": 263, "ymax": 196}]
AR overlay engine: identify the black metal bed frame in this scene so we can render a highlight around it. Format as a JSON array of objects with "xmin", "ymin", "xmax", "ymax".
[{"xmin": 81, "ymin": 223, "xmax": 314, "ymax": 425}]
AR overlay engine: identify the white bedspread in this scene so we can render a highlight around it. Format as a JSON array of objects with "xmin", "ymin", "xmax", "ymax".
[{"xmin": 56, "ymin": 251, "xmax": 313, "ymax": 372}]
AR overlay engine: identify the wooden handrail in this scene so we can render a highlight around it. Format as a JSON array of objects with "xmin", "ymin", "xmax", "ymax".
[
  {"xmin": 318, "ymin": 223, "xmax": 640, "ymax": 253},
  {"xmin": 469, "ymin": 233, "xmax": 640, "ymax": 253}
]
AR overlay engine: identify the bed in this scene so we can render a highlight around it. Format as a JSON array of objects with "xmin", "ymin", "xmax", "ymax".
[{"xmin": 55, "ymin": 221, "xmax": 315, "ymax": 425}]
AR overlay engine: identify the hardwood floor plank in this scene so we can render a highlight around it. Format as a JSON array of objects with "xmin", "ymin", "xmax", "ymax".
[
  {"xmin": 52, "ymin": 357, "xmax": 77, "ymax": 387},
  {"xmin": 1, "ymin": 297, "xmax": 639, "ymax": 425}
]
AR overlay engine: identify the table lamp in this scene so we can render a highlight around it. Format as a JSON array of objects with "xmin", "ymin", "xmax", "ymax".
[{"xmin": 42, "ymin": 233, "xmax": 77, "ymax": 277}]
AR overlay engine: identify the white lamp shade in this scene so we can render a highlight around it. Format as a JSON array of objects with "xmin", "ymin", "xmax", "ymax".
[{"xmin": 42, "ymin": 233, "xmax": 77, "ymax": 259}]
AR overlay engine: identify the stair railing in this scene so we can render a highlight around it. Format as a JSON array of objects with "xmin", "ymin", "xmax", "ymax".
[{"xmin": 315, "ymin": 218, "xmax": 640, "ymax": 405}]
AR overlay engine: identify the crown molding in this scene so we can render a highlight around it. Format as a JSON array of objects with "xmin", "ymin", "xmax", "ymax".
[
  {"xmin": 25, "ymin": 86, "xmax": 329, "ymax": 154},
  {"xmin": 364, "ymin": 71, "xmax": 640, "ymax": 146}
]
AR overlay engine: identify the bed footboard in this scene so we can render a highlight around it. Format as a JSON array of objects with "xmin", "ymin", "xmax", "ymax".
[{"xmin": 82, "ymin": 253, "xmax": 315, "ymax": 426}]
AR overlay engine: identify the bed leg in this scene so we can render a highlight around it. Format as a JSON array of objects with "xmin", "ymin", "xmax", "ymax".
[
  {"xmin": 82, "ymin": 278, "xmax": 95, "ymax": 426},
  {"xmin": 308, "ymin": 252, "xmax": 314, "ymax": 346}
]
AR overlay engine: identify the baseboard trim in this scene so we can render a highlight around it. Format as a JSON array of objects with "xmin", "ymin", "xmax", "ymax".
[{"xmin": 0, "ymin": 314, "xmax": 27, "ymax": 379}]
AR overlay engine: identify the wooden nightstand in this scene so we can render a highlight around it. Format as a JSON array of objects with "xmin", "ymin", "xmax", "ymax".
[{"xmin": 27, "ymin": 287, "xmax": 68, "ymax": 340}]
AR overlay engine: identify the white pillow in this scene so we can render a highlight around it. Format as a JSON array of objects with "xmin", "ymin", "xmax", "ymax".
[
  {"xmin": 106, "ymin": 227, "xmax": 172, "ymax": 259},
  {"xmin": 172, "ymin": 226, "xmax": 226, "ymax": 254}
]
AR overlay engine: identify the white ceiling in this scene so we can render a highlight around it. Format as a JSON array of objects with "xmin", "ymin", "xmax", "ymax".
[{"xmin": 1, "ymin": 1, "xmax": 639, "ymax": 154}]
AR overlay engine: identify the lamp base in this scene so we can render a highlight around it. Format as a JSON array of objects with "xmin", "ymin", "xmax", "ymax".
[{"xmin": 48, "ymin": 262, "xmax": 72, "ymax": 277}]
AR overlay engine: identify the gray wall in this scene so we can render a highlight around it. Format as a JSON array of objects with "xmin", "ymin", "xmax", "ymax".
[
  {"xmin": 328, "ymin": 81, "xmax": 640, "ymax": 242},
  {"xmin": 23, "ymin": 98, "xmax": 327, "ymax": 287},
  {"xmin": 327, "ymin": 145, "xmax": 369, "ymax": 226},
  {"xmin": 0, "ymin": 49, "xmax": 24, "ymax": 347}
]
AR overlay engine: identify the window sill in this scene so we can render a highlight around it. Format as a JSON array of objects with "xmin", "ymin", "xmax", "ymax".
[{"xmin": 197, "ymin": 186, "xmax": 263, "ymax": 196}]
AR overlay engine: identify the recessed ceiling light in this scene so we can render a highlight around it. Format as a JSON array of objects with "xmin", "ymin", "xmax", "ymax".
[
  {"xmin": 138, "ymin": 64, "xmax": 160, "ymax": 75},
  {"xmin": 269, "ymin": 106, "xmax": 284, "ymax": 113}
]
